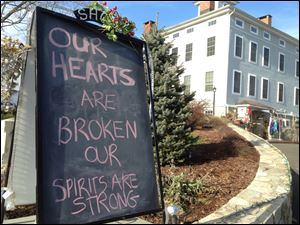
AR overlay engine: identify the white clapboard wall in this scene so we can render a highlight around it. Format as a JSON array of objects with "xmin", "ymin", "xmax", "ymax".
[{"xmin": 7, "ymin": 14, "xmax": 36, "ymax": 205}]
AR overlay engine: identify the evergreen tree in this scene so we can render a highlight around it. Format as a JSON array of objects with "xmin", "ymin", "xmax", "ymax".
[{"xmin": 144, "ymin": 29, "xmax": 197, "ymax": 166}]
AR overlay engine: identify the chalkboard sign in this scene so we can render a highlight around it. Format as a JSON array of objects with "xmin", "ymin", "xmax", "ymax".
[{"xmin": 35, "ymin": 7, "xmax": 162, "ymax": 224}]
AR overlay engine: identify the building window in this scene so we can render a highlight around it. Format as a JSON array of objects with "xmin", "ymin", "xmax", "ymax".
[
  {"xmin": 208, "ymin": 20, "xmax": 216, "ymax": 26},
  {"xmin": 232, "ymin": 70, "xmax": 242, "ymax": 94},
  {"xmin": 263, "ymin": 31, "xmax": 270, "ymax": 40},
  {"xmin": 184, "ymin": 75, "xmax": 191, "ymax": 95},
  {"xmin": 278, "ymin": 53, "xmax": 285, "ymax": 72},
  {"xmin": 250, "ymin": 25, "xmax": 258, "ymax": 35},
  {"xmin": 205, "ymin": 71, "xmax": 214, "ymax": 92},
  {"xmin": 173, "ymin": 33, "xmax": 179, "ymax": 38},
  {"xmin": 249, "ymin": 41, "xmax": 258, "ymax": 63},
  {"xmin": 172, "ymin": 47, "xmax": 178, "ymax": 56},
  {"xmin": 234, "ymin": 34, "xmax": 243, "ymax": 59},
  {"xmin": 235, "ymin": 18, "xmax": 244, "ymax": 28},
  {"xmin": 277, "ymin": 82, "xmax": 284, "ymax": 103},
  {"xmin": 296, "ymin": 60, "xmax": 299, "ymax": 78},
  {"xmin": 248, "ymin": 74, "xmax": 256, "ymax": 97},
  {"xmin": 262, "ymin": 46, "xmax": 270, "ymax": 67},
  {"xmin": 295, "ymin": 87, "xmax": 299, "ymax": 106},
  {"xmin": 185, "ymin": 43, "xmax": 193, "ymax": 61},
  {"xmin": 187, "ymin": 27, "xmax": 194, "ymax": 33},
  {"xmin": 207, "ymin": 36, "xmax": 216, "ymax": 56},
  {"xmin": 279, "ymin": 39, "xmax": 285, "ymax": 47},
  {"xmin": 261, "ymin": 78, "xmax": 269, "ymax": 100}
]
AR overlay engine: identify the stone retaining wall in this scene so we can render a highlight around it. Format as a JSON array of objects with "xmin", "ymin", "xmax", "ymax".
[{"xmin": 194, "ymin": 123, "xmax": 292, "ymax": 224}]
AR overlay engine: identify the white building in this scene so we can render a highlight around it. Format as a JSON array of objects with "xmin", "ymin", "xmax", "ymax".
[{"xmin": 163, "ymin": 1, "xmax": 299, "ymax": 122}]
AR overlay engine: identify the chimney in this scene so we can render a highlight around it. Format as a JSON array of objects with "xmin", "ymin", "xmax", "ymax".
[
  {"xmin": 143, "ymin": 20, "xmax": 156, "ymax": 34},
  {"xmin": 195, "ymin": 1, "xmax": 215, "ymax": 16},
  {"xmin": 258, "ymin": 15, "xmax": 272, "ymax": 26}
]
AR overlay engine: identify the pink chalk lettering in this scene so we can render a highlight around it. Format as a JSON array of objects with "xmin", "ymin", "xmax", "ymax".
[
  {"xmin": 72, "ymin": 33, "xmax": 89, "ymax": 53},
  {"xmin": 49, "ymin": 27, "xmax": 71, "ymax": 48},
  {"xmin": 119, "ymin": 69, "xmax": 135, "ymax": 86},
  {"xmin": 66, "ymin": 178, "xmax": 73, "ymax": 198},
  {"xmin": 126, "ymin": 120, "xmax": 137, "ymax": 139},
  {"xmin": 77, "ymin": 178, "xmax": 91, "ymax": 197},
  {"xmin": 52, "ymin": 52, "xmax": 68, "ymax": 80},
  {"xmin": 86, "ymin": 195, "xmax": 97, "ymax": 216},
  {"xmin": 90, "ymin": 38, "xmax": 107, "ymax": 58},
  {"xmin": 127, "ymin": 191, "xmax": 140, "ymax": 208},
  {"xmin": 73, "ymin": 117, "xmax": 90, "ymax": 142},
  {"xmin": 97, "ymin": 192, "xmax": 110, "ymax": 213},
  {"xmin": 111, "ymin": 174, "xmax": 122, "ymax": 191},
  {"xmin": 88, "ymin": 120, "xmax": 102, "ymax": 140},
  {"xmin": 86, "ymin": 61, "xmax": 99, "ymax": 83},
  {"xmin": 113, "ymin": 121, "xmax": 125, "ymax": 139},
  {"xmin": 93, "ymin": 91, "xmax": 106, "ymax": 111},
  {"xmin": 81, "ymin": 89, "xmax": 94, "ymax": 108},
  {"xmin": 105, "ymin": 94, "xmax": 116, "ymax": 110},
  {"xmin": 108, "ymin": 194, "xmax": 119, "ymax": 210},
  {"xmin": 71, "ymin": 197, "xmax": 86, "ymax": 215},
  {"xmin": 68, "ymin": 57, "xmax": 85, "ymax": 80},
  {"xmin": 101, "ymin": 118, "xmax": 115, "ymax": 141},
  {"xmin": 98, "ymin": 63, "xmax": 114, "ymax": 85},
  {"xmin": 52, "ymin": 179, "xmax": 67, "ymax": 202},
  {"xmin": 127, "ymin": 173, "xmax": 138, "ymax": 189},
  {"xmin": 84, "ymin": 146, "xmax": 108, "ymax": 164},
  {"xmin": 108, "ymin": 65, "xmax": 119, "ymax": 85},
  {"xmin": 106, "ymin": 144, "xmax": 122, "ymax": 167},
  {"xmin": 84, "ymin": 144, "xmax": 121, "ymax": 167},
  {"xmin": 58, "ymin": 116, "xmax": 72, "ymax": 145}
]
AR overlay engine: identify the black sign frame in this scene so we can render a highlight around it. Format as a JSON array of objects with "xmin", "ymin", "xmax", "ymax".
[{"xmin": 35, "ymin": 6, "xmax": 164, "ymax": 224}]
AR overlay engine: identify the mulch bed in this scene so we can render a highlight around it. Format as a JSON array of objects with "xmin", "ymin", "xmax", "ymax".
[
  {"xmin": 5, "ymin": 121, "xmax": 259, "ymax": 224},
  {"xmin": 142, "ymin": 122, "xmax": 260, "ymax": 224}
]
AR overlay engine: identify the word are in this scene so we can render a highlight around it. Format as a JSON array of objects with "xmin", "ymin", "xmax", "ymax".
[
  {"xmin": 81, "ymin": 89, "xmax": 116, "ymax": 111},
  {"xmin": 58, "ymin": 116, "xmax": 137, "ymax": 145},
  {"xmin": 52, "ymin": 173, "xmax": 139, "ymax": 215}
]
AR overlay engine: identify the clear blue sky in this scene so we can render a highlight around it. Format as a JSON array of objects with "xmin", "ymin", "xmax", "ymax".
[{"xmin": 107, "ymin": 1, "xmax": 299, "ymax": 39}]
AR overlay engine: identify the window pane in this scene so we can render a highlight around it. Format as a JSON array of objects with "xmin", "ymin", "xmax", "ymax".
[
  {"xmin": 185, "ymin": 43, "xmax": 193, "ymax": 61},
  {"xmin": 279, "ymin": 54, "xmax": 285, "ymax": 71},
  {"xmin": 207, "ymin": 36, "xmax": 215, "ymax": 56},
  {"xmin": 172, "ymin": 47, "xmax": 178, "ymax": 55},
  {"xmin": 296, "ymin": 88, "xmax": 299, "ymax": 105},
  {"xmin": 264, "ymin": 47, "xmax": 270, "ymax": 66},
  {"xmin": 262, "ymin": 79, "xmax": 268, "ymax": 99},
  {"xmin": 184, "ymin": 75, "xmax": 191, "ymax": 94},
  {"xmin": 187, "ymin": 28, "xmax": 194, "ymax": 33},
  {"xmin": 250, "ymin": 42, "xmax": 257, "ymax": 62},
  {"xmin": 278, "ymin": 84, "xmax": 284, "ymax": 102},
  {"xmin": 233, "ymin": 71, "xmax": 241, "ymax": 93},
  {"xmin": 205, "ymin": 71, "xmax": 214, "ymax": 92},
  {"xmin": 250, "ymin": 26, "xmax": 257, "ymax": 34},
  {"xmin": 296, "ymin": 61, "xmax": 299, "ymax": 77},
  {"xmin": 173, "ymin": 33, "xmax": 179, "ymax": 38},
  {"xmin": 249, "ymin": 76, "xmax": 255, "ymax": 96},
  {"xmin": 235, "ymin": 36, "xmax": 242, "ymax": 58}
]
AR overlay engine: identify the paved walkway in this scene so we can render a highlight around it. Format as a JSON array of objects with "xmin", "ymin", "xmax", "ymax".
[{"xmin": 272, "ymin": 143, "xmax": 299, "ymax": 224}]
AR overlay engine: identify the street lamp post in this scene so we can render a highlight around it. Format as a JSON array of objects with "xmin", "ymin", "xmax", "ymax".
[{"xmin": 213, "ymin": 87, "xmax": 216, "ymax": 116}]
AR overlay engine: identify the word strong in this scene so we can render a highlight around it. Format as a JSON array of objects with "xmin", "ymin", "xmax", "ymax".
[{"xmin": 36, "ymin": 7, "xmax": 160, "ymax": 224}]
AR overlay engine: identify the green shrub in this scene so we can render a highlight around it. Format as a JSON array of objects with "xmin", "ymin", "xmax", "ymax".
[{"xmin": 163, "ymin": 169, "xmax": 208, "ymax": 212}]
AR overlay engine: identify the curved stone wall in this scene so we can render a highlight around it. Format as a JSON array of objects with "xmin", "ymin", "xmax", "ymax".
[{"xmin": 194, "ymin": 123, "xmax": 292, "ymax": 224}]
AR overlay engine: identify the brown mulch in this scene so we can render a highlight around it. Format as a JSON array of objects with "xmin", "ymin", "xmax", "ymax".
[
  {"xmin": 5, "ymin": 122, "xmax": 260, "ymax": 224},
  {"xmin": 142, "ymin": 122, "xmax": 260, "ymax": 224}
]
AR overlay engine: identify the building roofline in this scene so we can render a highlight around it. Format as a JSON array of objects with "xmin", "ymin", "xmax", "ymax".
[
  {"xmin": 164, "ymin": 5, "xmax": 232, "ymax": 34},
  {"xmin": 164, "ymin": 5, "xmax": 298, "ymax": 46},
  {"xmin": 233, "ymin": 7, "xmax": 298, "ymax": 46}
]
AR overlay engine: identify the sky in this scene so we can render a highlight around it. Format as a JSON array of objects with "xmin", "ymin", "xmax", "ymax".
[{"xmin": 108, "ymin": 1, "xmax": 299, "ymax": 39}]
